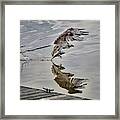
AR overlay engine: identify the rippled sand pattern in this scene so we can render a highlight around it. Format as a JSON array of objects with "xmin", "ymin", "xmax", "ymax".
[{"xmin": 20, "ymin": 20, "xmax": 100, "ymax": 99}]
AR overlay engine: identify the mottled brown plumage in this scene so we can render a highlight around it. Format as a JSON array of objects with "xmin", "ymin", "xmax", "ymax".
[
  {"xmin": 51, "ymin": 28, "xmax": 89, "ymax": 59},
  {"xmin": 51, "ymin": 62, "xmax": 88, "ymax": 94}
]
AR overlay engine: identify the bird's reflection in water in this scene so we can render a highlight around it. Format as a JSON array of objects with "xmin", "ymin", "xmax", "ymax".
[{"xmin": 51, "ymin": 61, "xmax": 88, "ymax": 94}]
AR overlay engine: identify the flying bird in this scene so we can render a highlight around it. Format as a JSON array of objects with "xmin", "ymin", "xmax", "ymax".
[{"xmin": 51, "ymin": 28, "xmax": 89, "ymax": 59}]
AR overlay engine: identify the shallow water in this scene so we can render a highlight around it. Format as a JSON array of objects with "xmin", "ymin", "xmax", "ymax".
[{"xmin": 20, "ymin": 20, "xmax": 100, "ymax": 99}]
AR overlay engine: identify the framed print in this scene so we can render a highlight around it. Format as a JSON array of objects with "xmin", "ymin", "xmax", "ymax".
[{"xmin": 0, "ymin": 0, "xmax": 119, "ymax": 119}]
